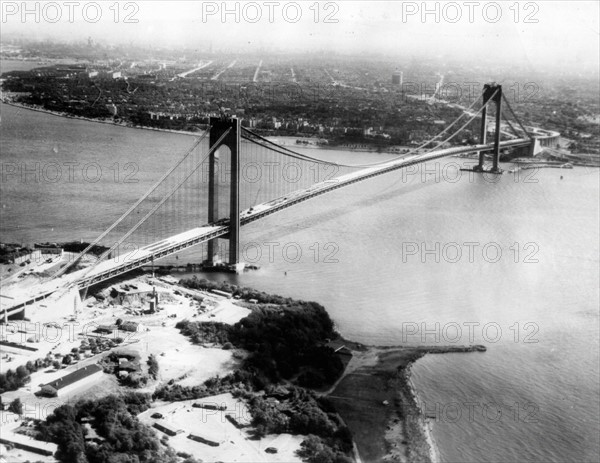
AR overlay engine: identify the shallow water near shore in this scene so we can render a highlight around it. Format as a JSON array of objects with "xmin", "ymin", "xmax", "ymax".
[{"xmin": 1, "ymin": 97, "xmax": 598, "ymax": 463}]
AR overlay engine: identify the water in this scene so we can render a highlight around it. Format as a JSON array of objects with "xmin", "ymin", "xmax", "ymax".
[{"xmin": 1, "ymin": 97, "xmax": 598, "ymax": 463}]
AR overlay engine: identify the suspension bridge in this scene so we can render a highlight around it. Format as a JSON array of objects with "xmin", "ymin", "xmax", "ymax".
[{"xmin": 1, "ymin": 83, "xmax": 559, "ymax": 320}]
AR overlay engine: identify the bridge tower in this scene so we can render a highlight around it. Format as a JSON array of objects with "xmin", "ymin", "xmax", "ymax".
[
  {"xmin": 475, "ymin": 83, "xmax": 503, "ymax": 173},
  {"xmin": 207, "ymin": 116, "xmax": 241, "ymax": 267}
]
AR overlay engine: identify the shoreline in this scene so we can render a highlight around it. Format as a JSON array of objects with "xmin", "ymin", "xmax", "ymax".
[
  {"xmin": 2, "ymin": 257, "xmax": 480, "ymax": 463},
  {"xmin": 1, "ymin": 100, "xmax": 202, "ymax": 138},
  {"xmin": 270, "ymin": 138, "xmax": 413, "ymax": 154},
  {"xmin": 8, "ymin": 100, "xmax": 590, "ymax": 161},
  {"xmin": 328, "ymin": 343, "xmax": 485, "ymax": 463},
  {"xmin": 406, "ymin": 362, "xmax": 441, "ymax": 463},
  {"xmin": 1, "ymin": 100, "xmax": 410, "ymax": 154}
]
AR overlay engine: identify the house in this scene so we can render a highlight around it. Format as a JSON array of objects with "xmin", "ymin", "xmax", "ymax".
[
  {"xmin": 0, "ymin": 390, "xmax": 22, "ymax": 411},
  {"xmin": 118, "ymin": 359, "xmax": 140, "ymax": 373},
  {"xmin": 83, "ymin": 423, "xmax": 104, "ymax": 444},
  {"xmin": 39, "ymin": 364, "xmax": 103, "ymax": 397}
]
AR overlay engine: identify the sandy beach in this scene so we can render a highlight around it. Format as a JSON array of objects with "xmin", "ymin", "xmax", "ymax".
[{"xmin": 329, "ymin": 345, "xmax": 484, "ymax": 463}]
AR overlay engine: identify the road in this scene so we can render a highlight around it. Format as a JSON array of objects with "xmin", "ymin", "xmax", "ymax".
[{"xmin": 173, "ymin": 61, "xmax": 213, "ymax": 80}]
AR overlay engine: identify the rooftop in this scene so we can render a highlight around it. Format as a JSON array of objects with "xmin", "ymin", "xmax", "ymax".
[{"xmin": 42, "ymin": 364, "xmax": 102, "ymax": 391}]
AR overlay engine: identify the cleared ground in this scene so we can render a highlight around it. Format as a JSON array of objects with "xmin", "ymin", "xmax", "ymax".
[{"xmin": 139, "ymin": 394, "xmax": 303, "ymax": 462}]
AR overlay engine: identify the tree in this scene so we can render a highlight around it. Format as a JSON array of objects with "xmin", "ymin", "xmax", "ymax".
[
  {"xmin": 147, "ymin": 355, "xmax": 159, "ymax": 380},
  {"xmin": 16, "ymin": 365, "xmax": 30, "ymax": 380},
  {"xmin": 52, "ymin": 360, "xmax": 61, "ymax": 370},
  {"xmin": 9, "ymin": 398, "xmax": 23, "ymax": 415},
  {"xmin": 296, "ymin": 435, "xmax": 336, "ymax": 463},
  {"xmin": 62, "ymin": 354, "xmax": 73, "ymax": 365}
]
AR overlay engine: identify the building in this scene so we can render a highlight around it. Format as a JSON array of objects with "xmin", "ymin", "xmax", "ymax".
[
  {"xmin": 153, "ymin": 421, "xmax": 184, "ymax": 436},
  {"xmin": 225, "ymin": 412, "xmax": 252, "ymax": 428},
  {"xmin": 96, "ymin": 70, "xmax": 122, "ymax": 80},
  {"xmin": 392, "ymin": 70, "xmax": 403, "ymax": 85},
  {"xmin": 96, "ymin": 325, "xmax": 117, "ymax": 334},
  {"xmin": 211, "ymin": 289, "xmax": 232, "ymax": 299},
  {"xmin": 117, "ymin": 354, "xmax": 141, "ymax": 378},
  {"xmin": 118, "ymin": 358, "xmax": 140, "ymax": 372},
  {"xmin": 0, "ymin": 436, "xmax": 57, "ymax": 457},
  {"xmin": 187, "ymin": 433, "xmax": 221, "ymax": 447},
  {"xmin": 83, "ymin": 422, "xmax": 105, "ymax": 445},
  {"xmin": 34, "ymin": 243, "xmax": 64, "ymax": 256},
  {"xmin": 39, "ymin": 364, "xmax": 103, "ymax": 397},
  {"xmin": 119, "ymin": 321, "xmax": 144, "ymax": 332},
  {"xmin": 0, "ymin": 390, "xmax": 22, "ymax": 411},
  {"xmin": 193, "ymin": 402, "xmax": 226, "ymax": 411}
]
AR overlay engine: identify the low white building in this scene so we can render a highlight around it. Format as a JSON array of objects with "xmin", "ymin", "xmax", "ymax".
[{"xmin": 39, "ymin": 364, "xmax": 103, "ymax": 397}]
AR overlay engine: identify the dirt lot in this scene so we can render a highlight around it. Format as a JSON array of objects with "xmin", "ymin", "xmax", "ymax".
[{"xmin": 139, "ymin": 394, "xmax": 304, "ymax": 462}]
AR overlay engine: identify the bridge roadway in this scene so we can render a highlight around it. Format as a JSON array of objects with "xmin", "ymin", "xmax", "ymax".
[{"xmin": 1, "ymin": 137, "xmax": 532, "ymax": 316}]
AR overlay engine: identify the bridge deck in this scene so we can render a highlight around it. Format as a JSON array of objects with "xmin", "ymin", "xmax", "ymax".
[{"xmin": 1, "ymin": 138, "xmax": 532, "ymax": 314}]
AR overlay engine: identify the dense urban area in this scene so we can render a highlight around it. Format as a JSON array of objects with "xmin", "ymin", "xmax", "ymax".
[{"xmin": 1, "ymin": 40, "xmax": 599, "ymax": 155}]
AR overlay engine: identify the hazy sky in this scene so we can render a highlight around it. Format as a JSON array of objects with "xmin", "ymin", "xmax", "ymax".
[{"xmin": 2, "ymin": 1, "xmax": 599, "ymax": 69}]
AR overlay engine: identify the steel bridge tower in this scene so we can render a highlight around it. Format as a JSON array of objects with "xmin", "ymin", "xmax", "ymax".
[
  {"xmin": 207, "ymin": 116, "xmax": 241, "ymax": 267},
  {"xmin": 475, "ymin": 83, "xmax": 503, "ymax": 173}
]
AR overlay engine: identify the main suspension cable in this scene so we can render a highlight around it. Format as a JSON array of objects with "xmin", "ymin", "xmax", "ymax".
[{"xmin": 52, "ymin": 128, "xmax": 211, "ymax": 279}]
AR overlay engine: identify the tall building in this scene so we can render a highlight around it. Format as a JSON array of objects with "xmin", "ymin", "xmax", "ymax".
[{"xmin": 392, "ymin": 70, "xmax": 403, "ymax": 85}]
